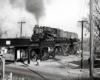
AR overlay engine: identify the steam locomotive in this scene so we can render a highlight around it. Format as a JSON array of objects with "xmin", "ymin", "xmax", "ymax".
[
  {"xmin": 30, "ymin": 25, "xmax": 79, "ymax": 60},
  {"xmin": 31, "ymin": 25, "xmax": 78, "ymax": 42}
]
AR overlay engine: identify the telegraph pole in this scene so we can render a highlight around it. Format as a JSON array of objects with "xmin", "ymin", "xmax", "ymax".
[
  {"xmin": 18, "ymin": 22, "xmax": 26, "ymax": 37},
  {"xmin": 78, "ymin": 20, "xmax": 88, "ymax": 69},
  {"xmin": 90, "ymin": 0, "xmax": 94, "ymax": 79}
]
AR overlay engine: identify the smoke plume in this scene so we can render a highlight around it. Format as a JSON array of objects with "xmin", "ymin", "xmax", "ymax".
[
  {"xmin": 0, "ymin": 0, "xmax": 45, "ymax": 38},
  {"xmin": 9, "ymin": 0, "xmax": 25, "ymax": 8},
  {"xmin": 25, "ymin": 0, "xmax": 45, "ymax": 24},
  {"xmin": 0, "ymin": 0, "xmax": 36, "ymax": 38}
]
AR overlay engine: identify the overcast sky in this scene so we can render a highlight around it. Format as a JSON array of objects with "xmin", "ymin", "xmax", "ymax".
[
  {"xmin": 41, "ymin": 0, "xmax": 89, "ymax": 38},
  {"xmin": 0, "ymin": 0, "xmax": 89, "ymax": 38}
]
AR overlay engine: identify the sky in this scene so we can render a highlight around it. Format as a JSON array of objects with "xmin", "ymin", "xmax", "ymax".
[
  {"xmin": 0, "ymin": 0, "xmax": 89, "ymax": 38},
  {"xmin": 40, "ymin": 0, "xmax": 89, "ymax": 38}
]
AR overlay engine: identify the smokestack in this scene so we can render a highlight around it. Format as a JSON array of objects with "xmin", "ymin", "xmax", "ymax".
[{"xmin": 35, "ymin": 25, "xmax": 39, "ymax": 27}]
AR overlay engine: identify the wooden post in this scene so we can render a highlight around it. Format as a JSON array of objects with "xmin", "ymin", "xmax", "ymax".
[
  {"xmin": 78, "ymin": 20, "xmax": 88, "ymax": 69},
  {"xmin": 90, "ymin": 0, "xmax": 94, "ymax": 80},
  {"xmin": 8, "ymin": 73, "xmax": 12, "ymax": 80},
  {"xmin": 2, "ymin": 57, "xmax": 5, "ymax": 80},
  {"xmin": 0, "ymin": 56, "xmax": 5, "ymax": 80},
  {"xmin": 53, "ymin": 47, "xmax": 56, "ymax": 58},
  {"xmin": 28, "ymin": 49, "xmax": 30, "ymax": 64},
  {"xmin": 39, "ymin": 47, "xmax": 42, "ymax": 60},
  {"xmin": 81, "ymin": 21, "xmax": 84, "ymax": 69},
  {"xmin": 15, "ymin": 48, "xmax": 17, "ymax": 62},
  {"xmin": 61, "ymin": 45, "xmax": 64, "ymax": 55},
  {"xmin": 20, "ymin": 49, "xmax": 21, "ymax": 60}
]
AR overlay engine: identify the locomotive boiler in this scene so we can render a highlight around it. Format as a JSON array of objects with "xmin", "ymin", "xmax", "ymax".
[{"xmin": 31, "ymin": 25, "xmax": 78, "ymax": 41}]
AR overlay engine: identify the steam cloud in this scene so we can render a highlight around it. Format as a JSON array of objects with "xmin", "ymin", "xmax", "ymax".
[
  {"xmin": 10, "ymin": 0, "xmax": 45, "ymax": 24},
  {"xmin": 0, "ymin": 0, "xmax": 45, "ymax": 38},
  {"xmin": 10, "ymin": 0, "xmax": 25, "ymax": 8},
  {"xmin": 25, "ymin": 0, "xmax": 45, "ymax": 24}
]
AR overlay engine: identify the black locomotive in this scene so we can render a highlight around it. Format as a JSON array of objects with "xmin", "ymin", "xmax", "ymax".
[
  {"xmin": 30, "ymin": 25, "xmax": 80, "ymax": 60},
  {"xmin": 31, "ymin": 25, "xmax": 78, "ymax": 42}
]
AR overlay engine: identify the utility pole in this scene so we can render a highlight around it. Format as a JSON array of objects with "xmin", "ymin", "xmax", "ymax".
[
  {"xmin": 90, "ymin": 0, "xmax": 94, "ymax": 79},
  {"xmin": 78, "ymin": 20, "xmax": 88, "ymax": 69},
  {"xmin": 18, "ymin": 22, "xmax": 26, "ymax": 37}
]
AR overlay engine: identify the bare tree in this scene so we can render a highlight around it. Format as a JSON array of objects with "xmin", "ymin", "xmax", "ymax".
[
  {"xmin": 79, "ymin": 0, "xmax": 100, "ymax": 50},
  {"xmin": 93, "ymin": 0, "xmax": 100, "ymax": 38},
  {"xmin": 82, "ymin": 0, "xmax": 100, "ymax": 38}
]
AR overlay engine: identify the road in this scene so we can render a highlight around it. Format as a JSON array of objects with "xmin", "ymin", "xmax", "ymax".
[
  {"xmin": 0, "ymin": 53, "xmax": 100, "ymax": 80},
  {"xmin": 0, "ymin": 62, "xmax": 68, "ymax": 80}
]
